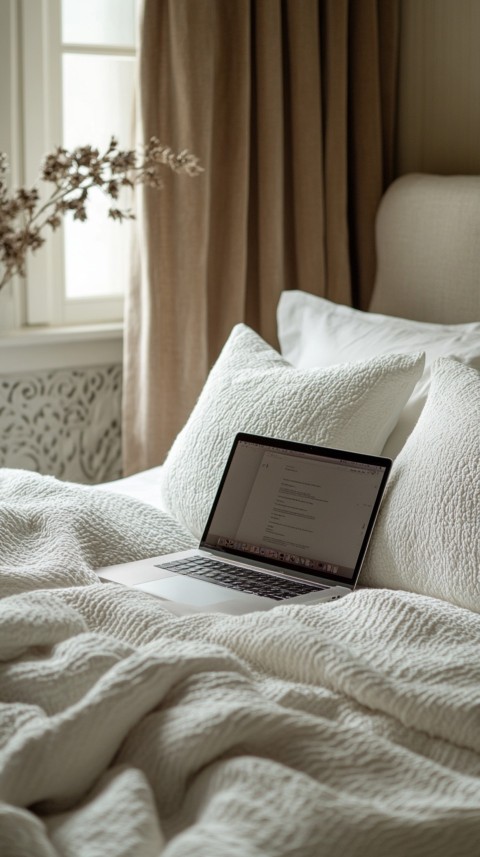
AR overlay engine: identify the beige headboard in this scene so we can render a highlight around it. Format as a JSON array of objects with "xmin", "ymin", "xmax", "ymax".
[{"xmin": 369, "ymin": 173, "xmax": 480, "ymax": 324}]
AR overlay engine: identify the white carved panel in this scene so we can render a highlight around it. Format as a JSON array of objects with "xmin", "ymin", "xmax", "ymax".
[{"xmin": 0, "ymin": 364, "xmax": 122, "ymax": 484}]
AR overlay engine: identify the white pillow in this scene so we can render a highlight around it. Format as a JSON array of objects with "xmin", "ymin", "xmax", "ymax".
[
  {"xmin": 361, "ymin": 359, "xmax": 480, "ymax": 613},
  {"xmin": 277, "ymin": 290, "xmax": 480, "ymax": 458},
  {"xmin": 161, "ymin": 324, "xmax": 424, "ymax": 538}
]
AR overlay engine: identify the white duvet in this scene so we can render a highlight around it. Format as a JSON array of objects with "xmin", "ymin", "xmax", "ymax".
[{"xmin": 1, "ymin": 470, "xmax": 480, "ymax": 856}]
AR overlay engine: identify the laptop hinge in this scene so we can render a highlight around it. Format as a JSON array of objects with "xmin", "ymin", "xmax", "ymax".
[{"xmin": 201, "ymin": 546, "xmax": 354, "ymax": 591}]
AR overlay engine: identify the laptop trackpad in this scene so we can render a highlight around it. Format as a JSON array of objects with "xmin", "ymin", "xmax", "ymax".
[{"xmin": 135, "ymin": 575, "xmax": 252, "ymax": 606}]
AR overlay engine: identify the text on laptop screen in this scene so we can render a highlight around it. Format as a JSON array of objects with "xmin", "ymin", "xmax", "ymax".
[{"xmin": 201, "ymin": 439, "xmax": 388, "ymax": 582}]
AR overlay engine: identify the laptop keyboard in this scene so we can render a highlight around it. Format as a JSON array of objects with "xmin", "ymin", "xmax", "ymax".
[{"xmin": 158, "ymin": 556, "xmax": 326, "ymax": 601}]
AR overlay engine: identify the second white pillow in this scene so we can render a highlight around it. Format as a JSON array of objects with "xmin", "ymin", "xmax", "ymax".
[{"xmin": 361, "ymin": 359, "xmax": 480, "ymax": 613}]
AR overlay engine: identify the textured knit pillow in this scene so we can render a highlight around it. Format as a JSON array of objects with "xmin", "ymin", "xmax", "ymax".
[
  {"xmin": 161, "ymin": 324, "xmax": 424, "ymax": 538},
  {"xmin": 361, "ymin": 359, "xmax": 480, "ymax": 613},
  {"xmin": 277, "ymin": 290, "xmax": 480, "ymax": 458}
]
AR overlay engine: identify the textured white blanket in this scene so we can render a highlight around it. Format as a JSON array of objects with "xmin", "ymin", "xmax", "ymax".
[{"xmin": 1, "ymin": 470, "xmax": 480, "ymax": 856}]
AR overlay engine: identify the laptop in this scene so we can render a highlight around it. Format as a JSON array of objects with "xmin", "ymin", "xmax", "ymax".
[{"xmin": 99, "ymin": 433, "xmax": 391, "ymax": 615}]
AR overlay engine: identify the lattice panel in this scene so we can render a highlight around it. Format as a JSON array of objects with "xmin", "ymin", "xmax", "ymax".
[{"xmin": 0, "ymin": 364, "xmax": 122, "ymax": 484}]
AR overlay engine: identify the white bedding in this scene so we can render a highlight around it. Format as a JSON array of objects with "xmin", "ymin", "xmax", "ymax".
[
  {"xmin": 98, "ymin": 465, "xmax": 166, "ymax": 511},
  {"xmin": 1, "ymin": 469, "xmax": 480, "ymax": 856}
]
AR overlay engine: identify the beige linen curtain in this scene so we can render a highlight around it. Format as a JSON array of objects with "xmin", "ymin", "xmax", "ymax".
[{"xmin": 123, "ymin": 0, "xmax": 399, "ymax": 475}]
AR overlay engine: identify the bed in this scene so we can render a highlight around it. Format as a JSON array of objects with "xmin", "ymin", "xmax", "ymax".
[{"xmin": 1, "ymin": 173, "xmax": 480, "ymax": 856}]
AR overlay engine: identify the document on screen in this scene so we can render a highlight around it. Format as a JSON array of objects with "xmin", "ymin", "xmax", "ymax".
[{"xmin": 234, "ymin": 449, "xmax": 382, "ymax": 572}]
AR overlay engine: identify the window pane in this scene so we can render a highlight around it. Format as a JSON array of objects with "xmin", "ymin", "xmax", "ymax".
[
  {"xmin": 62, "ymin": 53, "xmax": 135, "ymax": 299},
  {"xmin": 61, "ymin": 0, "xmax": 137, "ymax": 47},
  {"xmin": 62, "ymin": 53, "xmax": 134, "ymax": 156},
  {"xmin": 63, "ymin": 188, "xmax": 133, "ymax": 300},
  {"xmin": 63, "ymin": 212, "xmax": 131, "ymax": 300}
]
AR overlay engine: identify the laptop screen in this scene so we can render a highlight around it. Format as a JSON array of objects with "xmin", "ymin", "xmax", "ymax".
[{"xmin": 200, "ymin": 433, "xmax": 391, "ymax": 587}]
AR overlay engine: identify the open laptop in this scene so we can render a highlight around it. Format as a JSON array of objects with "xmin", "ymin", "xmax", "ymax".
[{"xmin": 99, "ymin": 433, "xmax": 391, "ymax": 614}]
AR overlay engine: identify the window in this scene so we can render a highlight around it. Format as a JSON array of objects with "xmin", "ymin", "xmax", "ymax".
[{"xmin": 0, "ymin": 0, "xmax": 137, "ymax": 331}]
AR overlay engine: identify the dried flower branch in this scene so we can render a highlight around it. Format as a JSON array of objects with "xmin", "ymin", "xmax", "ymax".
[{"xmin": 0, "ymin": 137, "xmax": 203, "ymax": 292}]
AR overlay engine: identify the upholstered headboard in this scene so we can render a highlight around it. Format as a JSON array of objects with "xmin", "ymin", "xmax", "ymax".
[{"xmin": 369, "ymin": 173, "xmax": 480, "ymax": 324}]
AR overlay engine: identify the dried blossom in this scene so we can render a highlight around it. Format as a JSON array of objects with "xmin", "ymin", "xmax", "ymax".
[{"xmin": 0, "ymin": 137, "xmax": 203, "ymax": 292}]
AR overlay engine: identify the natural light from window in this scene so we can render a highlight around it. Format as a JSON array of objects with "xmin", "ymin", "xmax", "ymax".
[{"xmin": 61, "ymin": 0, "xmax": 137, "ymax": 301}]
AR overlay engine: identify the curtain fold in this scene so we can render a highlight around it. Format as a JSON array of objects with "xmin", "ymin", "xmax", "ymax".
[{"xmin": 123, "ymin": 0, "xmax": 399, "ymax": 475}]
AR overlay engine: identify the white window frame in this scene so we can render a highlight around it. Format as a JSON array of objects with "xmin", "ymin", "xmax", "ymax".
[
  {"xmin": 0, "ymin": 0, "xmax": 23, "ymax": 334},
  {"xmin": 0, "ymin": 0, "xmax": 134, "ymax": 336}
]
